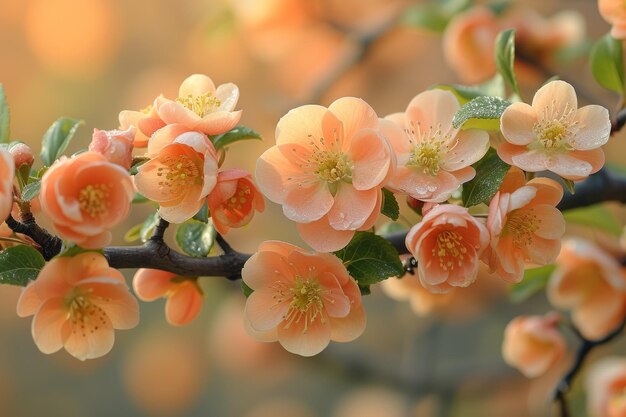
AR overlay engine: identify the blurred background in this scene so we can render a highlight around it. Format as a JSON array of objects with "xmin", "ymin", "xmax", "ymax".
[{"xmin": 0, "ymin": 0, "xmax": 625, "ymax": 416}]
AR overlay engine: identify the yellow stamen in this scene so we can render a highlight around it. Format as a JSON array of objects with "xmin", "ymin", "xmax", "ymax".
[
  {"xmin": 176, "ymin": 92, "xmax": 221, "ymax": 117},
  {"xmin": 432, "ymin": 230, "xmax": 467, "ymax": 271},
  {"xmin": 78, "ymin": 184, "xmax": 110, "ymax": 218}
]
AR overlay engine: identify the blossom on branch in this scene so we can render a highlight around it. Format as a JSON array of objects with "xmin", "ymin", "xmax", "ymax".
[
  {"xmin": 88, "ymin": 127, "xmax": 135, "ymax": 170},
  {"xmin": 499, "ymin": 80, "xmax": 610, "ymax": 180},
  {"xmin": 598, "ymin": 0, "xmax": 626, "ymax": 40},
  {"xmin": 39, "ymin": 151, "xmax": 134, "ymax": 249},
  {"xmin": 242, "ymin": 241, "xmax": 365, "ymax": 357},
  {"xmin": 501, "ymin": 312, "xmax": 566, "ymax": 378},
  {"xmin": 256, "ymin": 97, "xmax": 394, "ymax": 252},
  {"xmin": 16, "ymin": 252, "xmax": 139, "ymax": 361},
  {"xmin": 118, "ymin": 104, "xmax": 165, "ymax": 148},
  {"xmin": 382, "ymin": 89, "xmax": 489, "ymax": 203},
  {"xmin": 207, "ymin": 169, "xmax": 265, "ymax": 235},
  {"xmin": 0, "ymin": 148, "xmax": 14, "ymax": 223},
  {"xmin": 405, "ymin": 204, "xmax": 489, "ymax": 293},
  {"xmin": 133, "ymin": 269, "xmax": 203, "ymax": 326}
]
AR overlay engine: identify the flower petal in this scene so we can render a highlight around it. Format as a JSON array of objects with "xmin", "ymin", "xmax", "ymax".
[
  {"xmin": 245, "ymin": 290, "xmax": 290, "ymax": 332},
  {"xmin": 165, "ymin": 282, "xmax": 203, "ymax": 326},
  {"xmin": 283, "ymin": 182, "xmax": 333, "ymax": 223},
  {"xmin": 571, "ymin": 105, "xmax": 611, "ymax": 150},
  {"xmin": 500, "ymin": 102, "xmax": 538, "ymax": 145},
  {"xmin": 532, "ymin": 80, "xmax": 577, "ymax": 118},
  {"xmin": 327, "ymin": 186, "xmax": 377, "ymax": 231},
  {"xmin": 277, "ymin": 312, "xmax": 331, "ymax": 357},
  {"xmin": 31, "ymin": 297, "xmax": 67, "ymax": 354},
  {"xmin": 297, "ymin": 216, "xmax": 354, "ymax": 252}
]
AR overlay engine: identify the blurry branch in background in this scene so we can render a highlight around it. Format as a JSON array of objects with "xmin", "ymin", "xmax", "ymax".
[{"xmin": 554, "ymin": 317, "xmax": 626, "ymax": 417}]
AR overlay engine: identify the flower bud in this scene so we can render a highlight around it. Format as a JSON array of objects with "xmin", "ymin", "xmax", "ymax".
[{"xmin": 9, "ymin": 142, "xmax": 34, "ymax": 169}]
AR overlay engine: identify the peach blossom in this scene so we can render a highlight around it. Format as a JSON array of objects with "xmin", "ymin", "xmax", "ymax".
[
  {"xmin": 547, "ymin": 239, "xmax": 626, "ymax": 340},
  {"xmin": 501, "ymin": 312, "xmax": 566, "ymax": 378},
  {"xmin": 16, "ymin": 252, "xmax": 139, "ymax": 360},
  {"xmin": 39, "ymin": 151, "xmax": 134, "ymax": 249},
  {"xmin": 118, "ymin": 104, "xmax": 165, "ymax": 148},
  {"xmin": 207, "ymin": 169, "xmax": 265, "ymax": 235},
  {"xmin": 382, "ymin": 89, "xmax": 489, "ymax": 203},
  {"xmin": 256, "ymin": 97, "xmax": 394, "ymax": 252},
  {"xmin": 599, "ymin": 0, "xmax": 626, "ymax": 39},
  {"xmin": 499, "ymin": 80, "xmax": 610, "ymax": 180},
  {"xmin": 443, "ymin": 6, "xmax": 500, "ymax": 84},
  {"xmin": 133, "ymin": 269, "xmax": 203, "ymax": 326},
  {"xmin": 134, "ymin": 124, "xmax": 219, "ymax": 223},
  {"xmin": 88, "ymin": 127, "xmax": 134, "ymax": 170},
  {"xmin": 0, "ymin": 148, "xmax": 14, "ymax": 223},
  {"xmin": 485, "ymin": 175, "xmax": 565, "ymax": 283},
  {"xmin": 154, "ymin": 74, "xmax": 241, "ymax": 136},
  {"xmin": 586, "ymin": 357, "xmax": 626, "ymax": 417},
  {"xmin": 405, "ymin": 204, "xmax": 489, "ymax": 293},
  {"xmin": 242, "ymin": 240, "xmax": 365, "ymax": 356}
]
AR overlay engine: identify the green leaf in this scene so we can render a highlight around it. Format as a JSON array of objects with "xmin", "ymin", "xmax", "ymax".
[
  {"xmin": 131, "ymin": 192, "xmax": 149, "ymax": 204},
  {"xmin": 0, "ymin": 84, "xmax": 9, "ymax": 144},
  {"xmin": 376, "ymin": 222, "xmax": 408, "ymax": 237},
  {"xmin": 564, "ymin": 204, "xmax": 622, "ymax": 236},
  {"xmin": 212, "ymin": 125, "xmax": 262, "ymax": 151},
  {"xmin": 334, "ymin": 232, "xmax": 404, "ymax": 286},
  {"xmin": 495, "ymin": 29, "xmax": 521, "ymax": 98},
  {"xmin": 57, "ymin": 245, "xmax": 102, "ymax": 258},
  {"xmin": 401, "ymin": 0, "xmax": 470, "ymax": 32},
  {"xmin": 193, "ymin": 201, "xmax": 209, "ymax": 223},
  {"xmin": 433, "ymin": 74, "xmax": 505, "ymax": 104},
  {"xmin": 590, "ymin": 33, "xmax": 625, "ymax": 94},
  {"xmin": 129, "ymin": 157, "xmax": 149, "ymax": 175},
  {"xmin": 381, "ymin": 188, "xmax": 399, "ymax": 221},
  {"xmin": 452, "ymin": 95, "xmax": 511, "ymax": 130},
  {"xmin": 140, "ymin": 212, "xmax": 161, "ymax": 242},
  {"xmin": 0, "ymin": 245, "xmax": 45, "ymax": 286},
  {"xmin": 124, "ymin": 223, "xmax": 142, "ymax": 243},
  {"xmin": 509, "ymin": 264, "xmax": 556, "ymax": 303},
  {"xmin": 21, "ymin": 180, "xmax": 41, "ymax": 202},
  {"xmin": 15, "ymin": 162, "xmax": 31, "ymax": 190},
  {"xmin": 563, "ymin": 178, "xmax": 576, "ymax": 195},
  {"xmin": 462, "ymin": 148, "xmax": 510, "ymax": 207},
  {"xmin": 175, "ymin": 220, "xmax": 216, "ymax": 257},
  {"xmin": 241, "ymin": 281, "xmax": 254, "ymax": 298},
  {"xmin": 40, "ymin": 118, "xmax": 83, "ymax": 166}
]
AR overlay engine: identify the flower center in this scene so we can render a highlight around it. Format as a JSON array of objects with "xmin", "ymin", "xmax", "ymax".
[
  {"xmin": 157, "ymin": 154, "xmax": 201, "ymax": 192},
  {"xmin": 432, "ymin": 230, "xmax": 467, "ymax": 271},
  {"xmin": 290, "ymin": 277, "xmax": 323, "ymax": 313},
  {"xmin": 222, "ymin": 183, "xmax": 252, "ymax": 215},
  {"xmin": 176, "ymin": 92, "xmax": 221, "ymax": 117},
  {"xmin": 78, "ymin": 184, "xmax": 110, "ymax": 218},
  {"xmin": 532, "ymin": 100, "xmax": 578, "ymax": 153},
  {"xmin": 408, "ymin": 142, "xmax": 443, "ymax": 175},
  {"xmin": 65, "ymin": 290, "xmax": 110, "ymax": 338},
  {"xmin": 314, "ymin": 153, "xmax": 349, "ymax": 183},
  {"xmin": 503, "ymin": 209, "xmax": 540, "ymax": 247}
]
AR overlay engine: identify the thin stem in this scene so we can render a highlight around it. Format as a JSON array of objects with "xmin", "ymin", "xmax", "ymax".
[
  {"xmin": 216, "ymin": 233, "xmax": 234, "ymax": 254},
  {"xmin": 150, "ymin": 217, "xmax": 169, "ymax": 242}
]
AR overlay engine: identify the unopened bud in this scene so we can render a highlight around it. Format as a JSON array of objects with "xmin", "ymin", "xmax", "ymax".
[{"xmin": 9, "ymin": 143, "xmax": 34, "ymax": 169}]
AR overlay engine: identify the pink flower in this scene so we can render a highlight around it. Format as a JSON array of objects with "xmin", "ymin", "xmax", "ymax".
[
  {"xmin": 547, "ymin": 239, "xmax": 626, "ymax": 340},
  {"xmin": 133, "ymin": 269, "xmax": 203, "ymax": 326},
  {"xmin": 405, "ymin": 204, "xmax": 489, "ymax": 293},
  {"xmin": 155, "ymin": 74, "xmax": 242, "ymax": 136},
  {"xmin": 586, "ymin": 357, "xmax": 626, "ymax": 417},
  {"xmin": 118, "ymin": 104, "xmax": 165, "ymax": 148},
  {"xmin": 242, "ymin": 241, "xmax": 365, "ymax": 356},
  {"xmin": 256, "ymin": 97, "xmax": 394, "ymax": 252},
  {"xmin": 484, "ymin": 173, "xmax": 565, "ymax": 283},
  {"xmin": 88, "ymin": 127, "xmax": 135, "ymax": 170},
  {"xmin": 598, "ymin": 0, "xmax": 626, "ymax": 39},
  {"xmin": 207, "ymin": 169, "xmax": 265, "ymax": 235},
  {"xmin": 9, "ymin": 143, "xmax": 34, "ymax": 168},
  {"xmin": 382, "ymin": 89, "xmax": 489, "ymax": 203},
  {"xmin": 39, "ymin": 152, "xmax": 134, "ymax": 249},
  {"xmin": 16, "ymin": 252, "xmax": 139, "ymax": 360},
  {"xmin": 134, "ymin": 124, "xmax": 219, "ymax": 223},
  {"xmin": 0, "ymin": 148, "xmax": 14, "ymax": 223},
  {"xmin": 498, "ymin": 80, "xmax": 610, "ymax": 180},
  {"xmin": 501, "ymin": 312, "xmax": 566, "ymax": 378}
]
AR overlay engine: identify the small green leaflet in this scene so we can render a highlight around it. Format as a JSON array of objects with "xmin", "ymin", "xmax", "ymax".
[
  {"xmin": 21, "ymin": 180, "xmax": 41, "ymax": 202},
  {"xmin": 495, "ymin": 29, "xmax": 521, "ymax": 98},
  {"xmin": 334, "ymin": 232, "xmax": 404, "ymax": 291},
  {"xmin": 212, "ymin": 125, "xmax": 262, "ymax": 151},
  {"xmin": 590, "ymin": 33, "xmax": 625, "ymax": 94},
  {"xmin": 462, "ymin": 148, "xmax": 510, "ymax": 207},
  {"xmin": 40, "ymin": 118, "xmax": 83, "ymax": 166},
  {"xmin": 452, "ymin": 96, "xmax": 511, "ymax": 130},
  {"xmin": 381, "ymin": 188, "xmax": 399, "ymax": 221},
  {"xmin": 0, "ymin": 84, "xmax": 9, "ymax": 144},
  {"xmin": 175, "ymin": 219, "xmax": 216, "ymax": 257},
  {"xmin": 564, "ymin": 204, "xmax": 622, "ymax": 236},
  {"xmin": 0, "ymin": 245, "xmax": 45, "ymax": 286},
  {"xmin": 193, "ymin": 201, "xmax": 209, "ymax": 223},
  {"xmin": 433, "ymin": 74, "xmax": 505, "ymax": 104},
  {"xmin": 124, "ymin": 212, "xmax": 160, "ymax": 243},
  {"xmin": 509, "ymin": 264, "xmax": 556, "ymax": 303},
  {"xmin": 401, "ymin": 0, "xmax": 470, "ymax": 32},
  {"xmin": 242, "ymin": 281, "xmax": 254, "ymax": 298}
]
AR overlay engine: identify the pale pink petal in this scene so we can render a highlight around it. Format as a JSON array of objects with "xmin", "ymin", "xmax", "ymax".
[
  {"xmin": 532, "ymin": 80, "xmax": 577, "ymax": 117},
  {"xmin": 258, "ymin": 241, "xmax": 305, "ymax": 258},
  {"xmin": 255, "ymin": 146, "xmax": 302, "ymax": 203},
  {"xmin": 243, "ymin": 314, "xmax": 278, "ymax": 342},
  {"xmin": 406, "ymin": 90, "xmax": 459, "ymax": 134},
  {"xmin": 348, "ymin": 129, "xmax": 391, "ymax": 190},
  {"xmin": 316, "ymin": 272, "xmax": 350, "ymax": 318},
  {"xmin": 283, "ymin": 182, "xmax": 333, "ymax": 223},
  {"xmin": 277, "ymin": 312, "xmax": 331, "ymax": 357},
  {"xmin": 424, "ymin": 170, "xmax": 463, "ymax": 203},
  {"xmin": 178, "ymin": 74, "xmax": 216, "ymax": 97},
  {"xmin": 527, "ymin": 235, "xmax": 562, "ymax": 265},
  {"xmin": 329, "ymin": 304, "xmax": 366, "ymax": 342},
  {"xmin": 297, "ymin": 217, "xmax": 354, "ymax": 252},
  {"xmin": 546, "ymin": 153, "xmax": 592, "ymax": 179},
  {"xmin": 158, "ymin": 190, "xmax": 204, "ymax": 224},
  {"xmin": 328, "ymin": 186, "xmax": 377, "ymax": 231},
  {"xmin": 165, "ymin": 282, "xmax": 203, "ymax": 326},
  {"xmin": 246, "ymin": 290, "xmax": 291, "ymax": 332},
  {"xmin": 215, "ymin": 83, "xmax": 239, "ymax": 112},
  {"xmin": 158, "ymin": 101, "xmax": 201, "ymax": 126},
  {"xmin": 511, "ymin": 150, "xmax": 551, "ymax": 172},
  {"xmin": 195, "ymin": 110, "xmax": 242, "ymax": 135},
  {"xmin": 132, "ymin": 269, "xmax": 175, "ymax": 301},
  {"xmin": 442, "ymin": 129, "xmax": 490, "ymax": 171},
  {"xmin": 63, "ymin": 314, "xmax": 114, "ymax": 361},
  {"xmin": 449, "ymin": 166, "xmax": 475, "ymax": 185},
  {"xmin": 31, "ymin": 297, "xmax": 67, "ymax": 354},
  {"xmin": 500, "ymin": 102, "xmax": 538, "ymax": 145},
  {"xmin": 571, "ymin": 105, "xmax": 611, "ymax": 150},
  {"xmin": 328, "ymin": 97, "xmax": 378, "ymax": 149},
  {"xmin": 358, "ymin": 189, "xmax": 382, "ymax": 231},
  {"xmin": 532, "ymin": 205, "xmax": 566, "ymax": 239},
  {"xmin": 379, "ymin": 118, "xmax": 411, "ymax": 155},
  {"xmin": 276, "ymin": 105, "xmax": 343, "ymax": 151},
  {"xmin": 82, "ymin": 279, "xmax": 140, "ymax": 329},
  {"xmin": 527, "ymin": 178, "xmax": 564, "ymax": 207},
  {"xmin": 147, "ymin": 124, "xmax": 191, "ymax": 157},
  {"xmin": 509, "ymin": 186, "xmax": 538, "ymax": 211},
  {"xmin": 242, "ymin": 251, "xmax": 296, "ymax": 290},
  {"xmin": 16, "ymin": 283, "xmax": 42, "ymax": 317},
  {"xmin": 569, "ymin": 149, "xmax": 605, "ymax": 176},
  {"xmin": 497, "ymin": 142, "xmax": 525, "ymax": 165}
]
